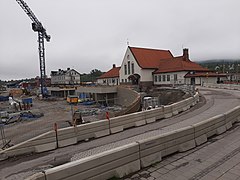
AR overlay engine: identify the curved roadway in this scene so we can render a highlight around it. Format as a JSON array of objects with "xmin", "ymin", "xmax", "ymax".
[{"xmin": 1, "ymin": 87, "xmax": 240, "ymax": 180}]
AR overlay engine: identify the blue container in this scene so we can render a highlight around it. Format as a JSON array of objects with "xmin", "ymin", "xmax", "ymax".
[
  {"xmin": 0, "ymin": 96, "xmax": 9, "ymax": 102},
  {"xmin": 22, "ymin": 98, "xmax": 33, "ymax": 104}
]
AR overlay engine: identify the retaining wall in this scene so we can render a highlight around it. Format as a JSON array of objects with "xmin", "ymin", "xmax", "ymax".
[
  {"xmin": 115, "ymin": 87, "xmax": 141, "ymax": 116},
  {"xmin": 27, "ymin": 106, "xmax": 240, "ymax": 180}
]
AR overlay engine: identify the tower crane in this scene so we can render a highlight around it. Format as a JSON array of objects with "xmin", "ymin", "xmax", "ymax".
[{"xmin": 16, "ymin": 0, "xmax": 50, "ymax": 97}]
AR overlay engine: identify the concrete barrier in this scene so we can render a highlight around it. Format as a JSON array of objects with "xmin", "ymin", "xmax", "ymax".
[
  {"xmin": 29, "ymin": 143, "xmax": 140, "ymax": 180},
  {"xmin": 76, "ymin": 120, "xmax": 110, "ymax": 141},
  {"xmin": 171, "ymin": 99, "xmax": 188, "ymax": 115},
  {"xmin": 57, "ymin": 127, "xmax": 77, "ymax": 148},
  {"xmin": 204, "ymin": 83, "xmax": 240, "ymax": 91},
  {"xmin": 2, "ymin": 131, "xmax": 57, "ymax": 157},
  {"xmin": 138, "ymin": 126, "xmax": 195, "ymax": 168},
  {"xmin": 144, "ymin": 107, "xmax": 164, "ymax": 124},
  {"xmin": 1, "ymin": 92, "xmax": 200, "ymax": 159},
  {"xmin": 26, "ymin": 105, "xmax": 240, "ymax": 180},
  {"xmin": 224, "ymin": 106, "xmax": 240, "ymax": 130},
  {"xmin": 110, "ymin": 111, "xmax": 146, "ymax": 133},
  {"xmin": 163, "ymin": 105, "xmax": 173, "ymax": 118}
]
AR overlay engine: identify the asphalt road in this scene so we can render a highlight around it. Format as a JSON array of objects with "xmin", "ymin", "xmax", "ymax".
[{"xmin": 1, "ymin": 87, "xmax": 240, "ymax": 180}]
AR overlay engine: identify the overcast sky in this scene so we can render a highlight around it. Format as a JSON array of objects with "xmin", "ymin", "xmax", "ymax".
[{"xmin": 0, "ymin": 0, "xmax": 240, "ymax": 80}]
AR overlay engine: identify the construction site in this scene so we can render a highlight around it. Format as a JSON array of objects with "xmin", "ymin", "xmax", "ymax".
[{"xmin": 0, "ymin": 1, "xmax": 205, "ymax": 180}]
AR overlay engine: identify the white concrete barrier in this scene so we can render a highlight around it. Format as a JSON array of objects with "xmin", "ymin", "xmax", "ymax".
[
  {"xmin": 163, "ymin": 105, "xmax": 173, "ymax": 118},
  {"xmin": 1, "ymin": 92, "xmax": 200, "ymax": 158},
  {"xmin": 110, "ymin": 111, "xmax": 146, "ymax": 133},
  {"xmin": 171, "ymin": 99, "xmax": 188, "ymax": 115},
  {"xmin": 25, "ymin": 96, "xmax": 240, "ymax": 180},
  {"xmin": 29, "ymin": 143, "xmax": 140, "ymax": 180},
  {"xmin": 76, "ymin": 120, "xmax": 110, "ymax": 141},
  {"xmin": 138, "ymin": 126, "xmax": 195, "ymax": 168},
  {"xmin": 144, "ymin": 107, "xmax": 164, "ymax": 124},
  {"xmin": 224, "ymin": 106, "xmax": 240, "ymax": 130},
  {"xmin": 204, "ymin": 83, "xmax": 240, "ymax": 91},
  {"xmin": 57, "ymin": 127, "xmax": 77, "ymax": 148},
  {"xmin": 1, "ymin": 131, "xmax": 57, "ymax": 157}
]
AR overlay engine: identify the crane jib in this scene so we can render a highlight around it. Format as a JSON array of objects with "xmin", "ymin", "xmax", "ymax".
[{"xmin": 16, "ymin": 0, "xmax": 51, "ymax": 97}]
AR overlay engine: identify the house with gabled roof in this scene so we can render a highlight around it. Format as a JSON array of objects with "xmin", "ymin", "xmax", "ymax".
[
  {"xmin": 98, "ymin": 46, "xmax": 227, "ymax": 87},
  {"xmin": 119, "ymin": 46, "xmax": 173, "ymax": 87},
  {"xmin": 97, "ymin": 64, "xmax": 120, "ymax": 85},
  {"xmin": 51, "ymin": 68, "xmax": 81, "ymax": 86},
  {"xmin": 153, "ymin": 48, "xmax": 227, "ymax": 86}
]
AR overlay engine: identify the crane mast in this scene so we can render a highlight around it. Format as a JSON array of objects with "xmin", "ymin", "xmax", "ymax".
[{"xmin": 16, "ymin": 0, "xmax": 50, "ymax": 97}]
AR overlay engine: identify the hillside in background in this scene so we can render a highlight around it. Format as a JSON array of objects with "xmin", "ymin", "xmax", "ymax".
[
  {"xmin": 198, "ymin": 59, "xmax": 240, "ymax": 73},
  {"xmin": 80, "ymin": 69, "xmax": 104, "ymax": 82}
]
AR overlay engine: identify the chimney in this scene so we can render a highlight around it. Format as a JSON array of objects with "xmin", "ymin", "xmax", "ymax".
[
  {"xmin": 67, "ymin": 67, "xmax": 70, "ymax": 71},
  {"xmin": 183, "ymin": 48, "xmax": 189, "ymax": 61},
  {"xmin": 113, "ymin": 64, "xmax": 116, "ymax": 68},
  {"xmin": 58, "ymin": 69, "xmax": 61, "ymax": 72}
]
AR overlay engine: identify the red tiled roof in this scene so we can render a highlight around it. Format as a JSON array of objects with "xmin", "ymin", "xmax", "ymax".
[
  {"xmin": 129, "ymin": 46, "xmax": 173, "ymax": 69},
  {"xmin": 154, "ymin": 56, "xmax": 209, "ymax": 74},
  {"xmin": 98, "ymin": 67, "xmax": 120, "ymax": 79},
  {"xmin": 185, "ymin": 72, "xmax": 227, "ymax": 78}
]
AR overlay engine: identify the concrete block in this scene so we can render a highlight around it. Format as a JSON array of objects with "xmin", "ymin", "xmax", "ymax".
[
  {"xmin": 164, "ymin": 113, "xmax": 172, "ymax": 118},
  {"xmin": 0, "ymin": 152, "xmax": 8, "ymax": 161},
  {"xmin": 45, "ymin": 143, "xmax": 139, "ymax": 180},
  {"xmin": 5, "ymin": 146, "xmax": 35, "ymax": 157},
  {"xmin": 110, "ymin": 126, "xmax": 123, "ymax": 134},
  {"xmin": 179, "ymin": 140, "xmax": 196, "ymax": 152},
  {"xmin": 146, "ymin": 117, "xmax": 156, "ymax": 124},
  {"xmin": 25, "ymin": 172, "xmax": 46, "ymax": 180},
  {"xmin": 206, "ymin": 129, "xmax": 217, "ymax": 138},
  {"xmin": 172, "ymin": 110, "xmax": 179, "ymax": 115},
  {"xmin": 216, "ymin": 126, "xmax": 226, "ymax": 135},
  {"xmin": 94, "ymin": 129, "xmax": 110, "ymax": 138},
  {"xmin": 162, "ymin": 145, "xmax": 179, "ymax": 157},
  {"xmin": 140, "ymin": 152, "xmax": 162, "ymax": 168},
  {"xmin": 225, "ymin": 122, "xmax": 232, "ymax": 130},
  {"xmin": 195, "ymin": 134, "xmax": 207, "ymax": 146},
  {"xmin": 135, "ymin": 120, "xmax": 146, "ymax": 127},
  {"xmin": 115, "ymin": 160, "xmax": 141, "ymax": 178},
  {"xmin": 182, "ymin": 106, "xmax": 188, "ymax": 111},
  {"xmin": 58, "ymin": 137, "xmax": 77, "ymax": 148},
  {"xmin": 35, "ymin": 142, "xmax": 56, "ymax": 153}
]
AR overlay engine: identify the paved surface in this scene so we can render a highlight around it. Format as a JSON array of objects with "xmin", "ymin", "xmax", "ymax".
[
  {"xmin": 125, "ymin": 121, "xmax": 240, "ymax": 180},
  {"xmin": 1, "ymin": 87, "xmax": 240, "ymax": 180}
]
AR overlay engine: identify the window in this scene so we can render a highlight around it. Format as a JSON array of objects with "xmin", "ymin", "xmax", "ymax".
[
  {"xmin": 167, "ymin": 75, "xmax": 170, "ymax": 81},
  {"xmin": 131, "ymin": 63, "xmax": 134, "ymax": 74},
  {"xmin": 112, "ymin": 79, "xmax": 115, "ymax": 84},
  {"xmin": 158, "ymin": 75, "xmax": 161, "ymax": 82},
  {"xmin": 174, "ymin": 74, "xmax": 177, "ymax": 81},
  {"xmin": 154, "ymin": 75, "xmax": 157, "ymax": 82},
  {"xmin": 103, "ymin": 80, "xmax": 106, "ymax": 84},
  {"xmin": 122, "ymin": 79, "xmax": 124, "ymax": 82},
  {"xmin": 128, "ymin": 61, "xmax": 130, "ymax": 74},
  {"xmin": 124, "ymin": 64, "xmax": 127, "ymax": 75},
  {"xmin": 163, "ymin": 75, "xmax": 166, "ymax": 82},
  {"xmin": 125, "ymin": 79, "xmax": 127, "ymax": 82}
]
